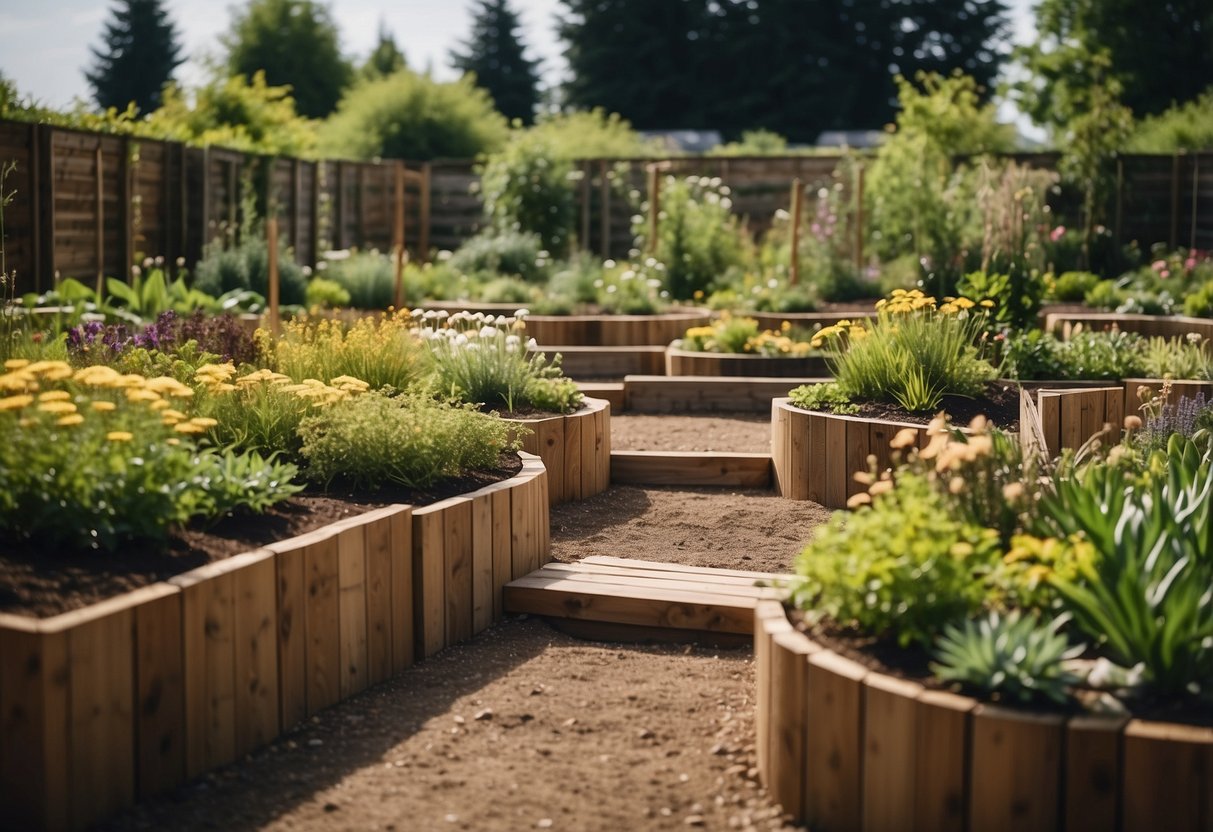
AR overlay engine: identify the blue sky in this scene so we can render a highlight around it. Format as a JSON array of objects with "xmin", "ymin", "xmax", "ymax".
[{"xmin": 1, "ymin": 0, "xmax": 1037, "ymax": 128}]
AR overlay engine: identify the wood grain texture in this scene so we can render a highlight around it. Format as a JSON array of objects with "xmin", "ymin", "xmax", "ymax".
[
  {"xmin": 862, "ymin": 674, "xmax": 923, "ymax": 832},
  {"xmin": 610, "ymin": 450, "xmax": 771, "ymax": 487},
  {"xmin": 389, "ymin": 508, "xmax": 414, "ymax": 674},
  {"xmin": 1121, "ymin": 720, "xmax": 1213, "ymax": 832},
  {"xmin": 133, "ymin": 587, "xmax": 185, "ymax": 799},
  {"xmin": 804, "ymin": 651, "xmax": 866, "ymax": 832},
  {"xmin": 1064, "ymin": 716, "xmax": 1127, "ymax": 832},
  {"xmin": 232, "ymin": 551, "xmax": 279, "ymax": 758},
  {"xmin": 969, "ymin": 705, "xmax": 1064, "ymax": 832}
]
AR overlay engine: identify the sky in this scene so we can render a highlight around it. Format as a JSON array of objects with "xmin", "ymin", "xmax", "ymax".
[{"xmin": 1, "ymin": 0, "xmax": 1037, "ymax": 130}]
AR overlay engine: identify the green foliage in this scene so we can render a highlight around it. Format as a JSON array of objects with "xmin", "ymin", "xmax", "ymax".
[
  {"xmin": 787, "ymin": 381, "xmax": 859, "ymax": 415},
  {"xmin": 261, "ymin": 315, "xmax": 422, "ymax": 395},
  {"xmin": 361, "ymin": 21, "xmax": 406, "ymax": 81},
  {"xmin": 1129, "ymin": 88, "xmax": 1213, "ymax": 152},
  {"xmin": 451, "ymin": 0, "xmax": 540, "ymax": 125},
  {"xmin": 524, "ymin": 109, "xmax": 659, "ymax": 159},
  {"xmin": 146, "ymin": 72, "xmax": 316, "ymax": 156},
  {"xmin": 932, "ymin": 611, "xmax": 1083, "ymax": 705},
  {"xmin": 323, "ymin": 251, "xmax": 396, "ymax": 309},
  {"xmin": 792, "ymin": 471, "xmax": 999, "ymax": 648},
  {"xmin": 1050, "ymin": 271, "xmax": 1100, "ymax": 302},
  {"xmin": 193, "ymin": 232, "xmax": 307, "ymax": 307},
  {"xmin": 304, "ymin": 277, "xmax": 350, "ymax": 309},
  {"xmin": 1001, "ymin": 329, "xmax": 1145, "ymax": 381},
  {"xmin": 1185, "ymin": 282, "xmax": 1213, "ymax": 318},
  {"xmin": 85, "ymin": 0, "xmax": 184, "ymax": 115},
  {"xmin": 709, "ymin": 130, "xmax": 789, "ymax": 156},
  {"xmin": 298, "ymin": 392, "xmax": 515, "ymax": 489},
  {"xmin": 318, "ymin": 70, "xmax": 508, "ymax": 161},
  {"xmin": 1037, "ymin": 435, "xmax": 1213, "ymax": 696},
  {"xmin": 957, "ymin": 266, "xmax": 1045, "ymax": 332},
  {"xmin": 479, "ymin": 136, "xmax": 575, "ymax": 254},
  {"xmin": 449, "ymin": 229, "xmax": 550, "ymax": 283},
  {"xmin": 635, "ymin": 175, "xmax": 747, "ymax": 301},
  {"xmin": 1141, "ymin": 336, "xmax": 1213, "ymax": 381},
  {"xmin": 477, "ymin": 276, "xmax": 535, "ymax": 305},
  {"xmin": 223, "ymin": 0, "xmax": 352, "ymax": 119}
]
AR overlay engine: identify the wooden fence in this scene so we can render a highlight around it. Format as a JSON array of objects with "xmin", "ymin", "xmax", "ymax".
[{"xmin": 2, "ymin": 118, "xmax": 1211, "ymax": 294}]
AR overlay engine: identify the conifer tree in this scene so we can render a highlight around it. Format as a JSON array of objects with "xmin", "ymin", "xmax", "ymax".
[
  {"xmin": 362, "ymin": 20, "xmax": 407, "ymax": 81},
  {"xmin": 451, "ymin": 0, "xmax": 540, "ymax": 125},
  {"xmin": 85, "ymin": 0, "xmax": 183, "ymax": 114}
]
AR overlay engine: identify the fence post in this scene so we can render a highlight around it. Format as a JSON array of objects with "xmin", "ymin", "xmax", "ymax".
[
  {"xmin": 854, "ymin": 163, "xmax": 865, "ymax": 274},
  {"xmin": 420, "ymin": 162, "xmax": 431, "ymax": 262},
  {"xmin": 95, "ymin": 142, "xmax": 105, "ymax": 296},
  {"xmin": 267, "ymin": 215, "xmax": 280, "ymax": 335},
  {"xmin": 120, "ymin": 136, "xmax": 133, "ymax": 274},
  {"xmin": 646, "ymin": 163, "xmax": 662, "ymax": 254},
  {"xmin": 1191, "ymin": 155, "xmax": 1199, "ymax": 251},
  {"xmin": 789, "ymin": 178, "xmax": 803, "ymax": 286},
  {"xmin": 580, "ymin": 161, "xmax": 591, "ymax": 252},
  {"xmin": 357, "ymin": 165, "xmax": 367, "ymax": 248},
  {"xmin": 227, "ymin": 157, "xmax": 238, "ymax": 246},
  {"xmin": 30, "ymin": 123, "xmax": 43, "ymax": 290},
  {"xmin": 394, "ymin": 162, "xmax": 406, "ymax": 309},
  {"xmin": 599, "ymin": 159, "xmax": 611, "ymax": 259},
  {"xmin": 291, "ymin": 159, "xmax": 302, "ymax": 263},
  {"xmin": 1170, "ymin": 152, "xmax": 1181, "ymax": 250}
]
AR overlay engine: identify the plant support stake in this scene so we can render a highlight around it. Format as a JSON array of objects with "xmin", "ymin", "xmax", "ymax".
[
  {"xmin": 267, "ymin": 215, "xmax": 280, "ymax": 336},
  {"xmin": 789, "ymin": 178, "xmax": 803, "ymax": 286}
]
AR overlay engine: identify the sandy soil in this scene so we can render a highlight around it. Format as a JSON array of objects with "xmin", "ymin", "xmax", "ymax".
[{"xmin": 99, "ymin": 402, "xmax": 833, "ymax": 832}]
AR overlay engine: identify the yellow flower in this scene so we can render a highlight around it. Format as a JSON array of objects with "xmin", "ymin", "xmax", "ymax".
[
  {"xmin": 4, "ymin": 359, "xmax": 30, "ymax": 369},
  {"xmin": 74, "ymin": 366, "xmax": 122, "ymax": 387},
  {"xmin": 144, "ymin": 376, "xmax": 194, "ymax": 398},
  {"xmin": 0, "ymin": 393, "xmax": 34, "ymax": 410},
  {"xmin": 90, "ymin": 400, "xmax": 117, "ymax": 412},
  {"xmin": 188, "ymin": 417, "xmax": 218, "ymax": 428},
  {"xmin": 173, "ymin": 422, "xmax": 204, "ymax": 434},
  {"xmin": 979, "ymin": 299, "xmax": 995, "ymax": 308},
  {"xmin": 869, "ymin": 479, "xmax": 894, "ymax": 497},
  {"xmin": 56, "ymin": 414, "xmax": 85, "ymax": 426},
  {"xmin": 26, "ymin": 360, "xmax": 73, "ymax": 380},
  {"xmin": 37, "ymin": 401, "xmax": 77, "ymax": 414},
  {"xmin": 166, "ymin": 437, "xmax": 180, "ymax": 446},
  {"xmin": 846, "ymin": 492, "xmax": 872, "ymax": 509},
  {"xmin": 106, "ymin": 431, "xmax": 134, "ymax": 442},
  {"xmin": 889, "ymin": 428, "xmax": 919, "ymax": 450},
  {"xmin": 0, "ymin": 371, "xmax": 35, "ymax": 392},
  {"xmin": 149, "ymin": 399, "xmax": 171, "ymax": 410},
  {"xmin": 126, "ymin": 389, "xmax": 162, "ymax": 403},
  {"xmin": 1002, "ymin": 482, "xmax": 1025, "ymax": 501},
  {"xmin": 38, "ymin": 390, "xmax": 72, "ymax": 402}
]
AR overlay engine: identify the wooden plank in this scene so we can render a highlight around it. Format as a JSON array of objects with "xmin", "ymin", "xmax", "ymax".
[
  {"xmin": 969, "ymin": 705, "xmax": 1064, "ymax": 832},
  {"xmin": 177, "ymin": 567, "xmax": 236, "ymax": 777},
  {"xmin": 389, "ymin": 508, "xmax": 415, "ymax": 674},
  {"xmin": 273, "ymin": 543, "xmax": 308, "ymax": 731},
  {"xmin": 594, "ymin": 405, "xmax": 611, "ymax": 495},
  {"xmin": 824, "ymin": 415, "xmax": 848, "ymax": 508},
  {"xmin": 471, "ymin": 493, "xmax": 495, "ymax": 634},
  {"xmin": 541, "ymin": 560, "xmax": 785, "ymax": 587},
  {"xmin": 537, "ymin": 418, "xmax": 566, "ymax": 503},
  {"xmin": 582, "ymin": 555, "xmax": 787, "ymax": 583},
  {"xmin": 1078, "ymin": 389, "xmax": 1104, "ymax": 447},
  {"xmin": 134, "ymin": 586, "xmax": 186, "ymax": 799},
  {"xmin": 845, "ymin": 419, "xmax": 871, "ymax": 500},
  {"xmin": 912, "ymin": 689, "xmax": 973, "ymax": 832},
  {"xmin": 513, "ymin": 568, "xmax": 782, "ymax": 601},
  {"xmin": 303, "ymin": 534, "xmax": 341, "ymax": 713},
  {"xmin": 806, "ymin": 407, "xmax": 828, "ymax": 504},
  {"xmin": 68, "ymin": 607, "xmax": 136, "ymax": 828},
  {"xmin": 625, "ymin": 376, "xmax": 823, "ymax": 414},
  {"xmin": 232, "ymin": 551, "xmax": 279, "ymax": 757},
  {"xmin": 770, "ymin": 630, "xmax": 814, "ymax": 818},
  {"xmin": 564, "ymin": 409, "xmax": 584, "ymax": 502},
  {"xmin": 504, "ymin": 577, "xmax": 758, "ymax": 633},
  {"xmin": 1064, "ymin": 716, "xmax": 1127, "ymax": 832},
  {"xmin": 804, "ymin": 651, "xmax": 866, "ymax": 832},
  {"xmin": 609, "ymin": 450, "xmax": 772, "ymax": 487},
  {"xmin": 364, "ymin": 515, "xmax": 394, "ymax": 686},
  {"xmin": 862, "ymin": 674, "xmax": 923, "ymax": 832},
  {"xmin": 1122, "ymin": 720, "xmax": 1213, "ymax": 831},
  {"xmin": 337, "ymin": 526, "xmax": 369, "ymax": 699},
  {"xmin": 511, "ymin": 473, "xmax": 540, "ymax": 579},
  {"xmin": 772, "ymin": 398, "xmax": 790, "ymax": 496},
  {"xmin": 444, "ymin": 498, "xmax": 475, "ymax": 645},
  {"xmin": 491, "ymin": 488, "xmax": 513, "ymax": 622},
  {"xmin": 788, "ymin": 406, "xmax": 809, "ymax": 501},
  {"xmin": 754, "ymin": 601, "xmax": 791, "ymax": 785},
  {"xmin": 1039, "ymin": 391, "xmax": 1061, "ymax": 457},
  {"xmin": 412, "ymin": 508, "xmax": 446, "ymax": 658}
]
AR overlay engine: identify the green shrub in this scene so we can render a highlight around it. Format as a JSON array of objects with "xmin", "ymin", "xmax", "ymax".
[
  {"xmin": 317, "ymin": 69, "xmax": 508, "ymax": 161},
  {"xmin": 1141, "ymin": 335, "xmax": 1212, "ymax": 380},
  {"xmin": 305, "ymin": 277, "xmax": 350, "ymax": 309},
  {"xmin": 787, "ymin": 381, "xmax": 859, "ymax": 415},
  {"xmin": 324, "ymin": 251, "xmax": 396, "ymax": 309},
  {"xmin": 524, "ymin": 109, "xmax": 659, "ymax": 159},
  {"xmin": 260, "ymin": 315, "xmax": 422, "ymax": 393},
  {"xmin": 298, "ymin": 392, "xmax": 516, "ymax": 489},
  {"xmin": 932, "ymin": 611, "xmax": 1082, "ymax": 705},
  {"xmin": 479, "ymin": 135, "xmax": 576, "ymax": 254},
  {"xmin": 194, "ymin": 234, "xmax": 307, "ymax": 306},
  {"xmin": 957, "ymin": 264, "xmax": 1046, "ymax": 331},
  {"xmin": 1127, "ymin": 88, "xmax": 1213, "ymax": 152},
  {"xmin": 448, "ymin": 229, "xmax": 549, "ymax": 283},
  {"xmin": 1184, "ymin": 280, "xmax": 1213, "ymax": 317},
  {"xmin": 477, "ymin": 276, "xmax": 537, "ymax": 305},
  {"xmin": 1051, "ymin": 271, "xmax": 1101, "ymax": 302},
  {"xmin": 791, "ymin": 470, "xmax": 999, "ymax": 648}
]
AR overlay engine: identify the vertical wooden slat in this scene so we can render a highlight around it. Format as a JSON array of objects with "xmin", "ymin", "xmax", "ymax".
[
  {"xmin": 1121, "ymin": 720, "xmax": 1213, "ymax": 831},
  {"xmin": 444, "ymin": 498, "xmax": 475, "ymax": 646},
  {"xmin": 471, "ymin": 492, "xmax": 495, "ymax": 634},
  {"xmin": 754, "ymin": 602, "xmax": 791, "ymax": 785},
  {"xmin": 845, "ymin": 419, "xmax": 871, "ymax": 500},
  {"xmin": 969, "ymin": 706, "xmax": 1064, "ymax": 832},
  {"xmin": 365, "ymin": 514, "xmax": 394, "ymax": 686},
  {"xmin": 788, "ymin": 407, "xmax": 810, "ymax": 501},
  {"xmin": 824, "ymin": 415, "xmax": 848, "ymax": 508},
  {"xmin": 232, "ymin": 551, "xmax": 279, "ymax": 757},
  {"xmin": 564, "ymin": 410, "xmax": 584, "ymax": 502},
  {"xmin": 511, "ymin": 471, "xmax": 539, "ymax": 579},
  {"xmin": 419, "ymin": 162, "xmax": 431, "ymax": 259},
  {"xmin": 337, "ymin": 526, "xmax": 369, "ymax": 699},
  {"xmin": 412, "ymin": 507, "xmax": 446, "ymax": 658},
  {"xmin": 176, "ymin": 566, "xmax": 236, "ymax": 777},
  {"xmin": 912, "ymin": 689, "xmax": 973, "ymax": 832},
  {"xmin": 862, "ymin": 674, "xmax": 923, "ymax": 831},
  {"xmin": 1039, "ymin": 391, "xmax": 1061, "ymax": 457},
  {"xmin": 1064, "ymin": 716, "xmax": 1126, "ymax": 832},
  {"xmin": 805, "ymin": 651, "xmax": 866, "ymax": 832},
  {"xmin": 303, "ymin": 535, "xmax": 341, "ymax": 714},
  {"xmin": 772, "ymin": 399, "xmax": 789, "ymax": 497},
  {"xmin": 770, "ymin": 630, "xmax": 815, "ymax": 819},
  {"xmin": 134, "ymin": 587, "xmax": 186, "ymax": 799},
  {"xmin": 807, "ymin": 408, "xmax": 828, "ymax": 504},
  {"xmin": 272, "ymin": 541, "xmax": 308, "ymax": 731},
  {"xmin": 491, "ymin": 488, "xmax": 513, "ymax": 622},
  {"xmin": 389, "ymin": 507, "xmax": 415, "ymax": 674}
]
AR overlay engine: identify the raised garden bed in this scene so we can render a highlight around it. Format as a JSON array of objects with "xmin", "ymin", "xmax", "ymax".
[
  {"xmin": 512, "ymin": 397, "xmax": 611, "ymax": 505},
  {"xmin": 1044, "ymin": 310, "xmax": 1213, "ymax": 345},
  {"xmin": 522, "ymin": 310, "xmax": 710, "ymax": 347},
  {"xmin": 1122, "ymin": 377, "xmax": 1213, "ymax": 413},
  {"xmin": 754, "ymin": 600, "xmax": 1213, "ymax": 831},
  {"xmin": 665, "ymin": 342, "xmax": 831, "ymax": 377},
  {"xmin": 746, "ymin": 309, "xmax": 879, "ymax": 333},
  {"xmin": 1021, "ymin": 386, "xmax": 1125, "ymax": 459},
  {"xmin": 0, "ymin": 455, "xmax": 550, "ymax": 831}
]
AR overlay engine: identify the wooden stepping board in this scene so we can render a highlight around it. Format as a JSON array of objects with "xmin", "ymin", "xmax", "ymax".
[{"xmin": 504, "ymin": 556, "xmax": 793, "ymax": 643}]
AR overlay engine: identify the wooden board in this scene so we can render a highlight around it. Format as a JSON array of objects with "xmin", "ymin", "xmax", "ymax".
[
  {"xmin": 232, "ymin": 551, "xmax": 279, "ymax": 758},
  {"xmin": 303, "ymin": 534, "xmax": 341, "ymax": 714},
  {"xmin": 412, "ymin": 507, "xmax": 446, "ymax": 659},
  {"xmin": 1121, "ymin": 719, "xmax": 1213, "ymax": 831},
  {"xmin": 471, "ymin": 492, "xmax": 495, "ymax": 634},
  {"xmin": 862, "ymin": 674, "xmax": 924, "ymax": 832},
  {"xmin": 804, "ymin": 651, "xmax": 866, "ymax": 832},
  {"xmin": 443, "ymin": 498, "xmax": 474, "ymax": 645},
  {"xmin": 912, "ymin": 689, "xmax": 974, "ymax": 832},
  {"xmin": 491, "ymin": 488, "xmax": 513, "ymax": 622},
  {"xmin": 175, "ymin": 564, "xmax": 237, "ymax": 779},
  {"xmin": 133, "ymin": 586, "xmax": 186, "ymax": 799},
  {"xmin": 627, "ymin": 376, "xmax": 822, "ymax": 414},
  {"xmin": 754, "ymin": 602, "xmax": 791, "ymax": 784},
  {"xmin": 1064, "ymin": 716, "xmax": 1127, "ymax": 832},
  {"xmin": 389, "ymin": 508, "xmax": 414, "ymax": 674},
  {"xmin": 582, "ymin": 555, "xmax": 787, "ymax": 583},
  {"xmin": 364, "ymin": 514, "xmax": 394, "ymax": 687},
  {"xmin": 969, "ymin": 705, "xmax": 1064, "ymax": 832},
  {"xmin": 272, "ymin": 542, "xmax": 308, "ymax": 731},
  {"xmin": 610, "ymin": 451, "xmax": 771, "ymax": 487},
  {"xmin": 770, "ymin": 630, "xmax": 814, "ymax": 818}
]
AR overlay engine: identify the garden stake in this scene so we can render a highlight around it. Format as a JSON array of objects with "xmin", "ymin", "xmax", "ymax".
[
  {"xmin": 789, "ymin": 178, "xmax": 803, "ymax": 286},
  {"xmin": 267, "ymin": 215, "xmax": 280, "ymax": 336}
]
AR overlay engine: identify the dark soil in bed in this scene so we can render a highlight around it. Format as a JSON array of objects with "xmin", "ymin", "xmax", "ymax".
[{"xmin": 840, "ymin": 381, "xmax": 1021, "ymax": 430}]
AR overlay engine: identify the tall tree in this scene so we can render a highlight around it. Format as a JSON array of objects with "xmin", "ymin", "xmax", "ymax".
[
  {"xmin": 85, "ymin": 0, "xmax": 183, "ymax": 114},
  {"xmin": 558, "ymin": 0, "xmax": 1008, "ymax": 142},
  {"xmin": 450, "ymin": 0, "xmax": 541, "ymax": 125},
  {"xmin": 223, "ymin": 0, "xmax": 352, "ymax": 119},
  {"xmin": 362, "ymin": 19, "xmax": 407, "ymax": 81},
  {"xmin": 1016, "ymin": 0, "xmax": 1213, "ymax": 124}
]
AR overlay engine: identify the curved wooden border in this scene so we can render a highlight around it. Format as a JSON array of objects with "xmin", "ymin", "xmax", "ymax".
[
  {"xmin": 747, "ymin": 309, "xmax": 878, "ymax": 333},
  {"xmin": 0, "ymin": 454, "xmax": 549, "ymax": 830},
  {"xmin": 754, "ymin": 601, "xmax": 1213, "ymax": 831},
  {"xmin": 666, "ymin": 343, "xmax": 831, "ymax": 378},
  {"xmin": 1044, "ymin": 310, "xmax": 1213, "ymax": 344},
  {"xmin": 771, "ymin": 398, "xmax": 928, "ymax": 507},
  {"xmin": 1122, "ymin": 377, "xmax": 1213, "ymax": 414},
  {"xmin": 524, "ymin": 310, "xmax": 710, "ymax": 347},
  {"xmin": 512, "ymin": 397, "xmax": 610, "ymax": 505}
]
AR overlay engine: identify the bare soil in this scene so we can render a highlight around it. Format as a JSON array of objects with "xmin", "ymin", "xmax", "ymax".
[{"xmin": 611, "ymin": 412, "xmax": 772, "ymax": 454}]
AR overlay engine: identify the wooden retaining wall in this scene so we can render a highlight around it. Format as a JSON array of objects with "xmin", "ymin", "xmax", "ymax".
[
  {"xmin": 1122, "ymin": 377, "xmax": 1213, "ymax": 415},
  {"xmin": 610, "ymin": 451, "xmax": 772, "ymax": 488},
  {"xmin": 523, "ymin": 310, "xmax": 711, "ymax": 347},
  {"xmin": 754, "ymin": 602, "xmax": 1213, "ymax": 831},
  {"xmin": 1021, "ymin": 386, "xmax": 1125, "ymax": 459},
  {"xmin": 665, "ymin": 344, "xmax": 830, "ymax": 377},
  {"xmin": 1044, "ymin": 311, "xmax": 1213, "ymax": 345},
  {"xmin": 0, "ymin": 454, "xmax": 548, "ymax": 830},
  {"xmin": 624, "ymin": 375, "xmax": 823, "ymax": 413},
  {"xmin": 771, "ymin": 399, "xmax": 929, "ymax": 508},
  {"xmin": 514, "ymin": 397, "xmax": 611, "ymax": 505},
  {"xmin": 540, "ymin": 346, "xmax": 667, "ymax": 378}
]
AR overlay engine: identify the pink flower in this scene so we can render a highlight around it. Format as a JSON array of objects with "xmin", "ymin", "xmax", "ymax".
[
  {"xmin": 1185, "ymin": 257, "xmax": 1197, "ymax": 270},
  {"xmin": 1161, "ymin": 270, "xmax": 1171, "ymax": 279},
  {"xmin": 1049, "ymin": 226, "xmax": 1066, "ymax": 242},
  {"xmin": 1152, "ymin": 259, "xmax": 1168, "ymax": 272}
]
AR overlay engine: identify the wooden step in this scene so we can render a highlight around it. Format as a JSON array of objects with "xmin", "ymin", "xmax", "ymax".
[
  {"xmin": 610, "ymin": 451, "xmax": 772, "ymax": 488},
  {"xmin": 623, "ymin": 375, "xmax": 829, "ymax": 413},
  {"xmin": 576, "ymin": 381, "xmax": 625, "ymax": 410},
  {"xmin": 536, "ymin": 346, "xmax": 666, "ymax": 378},
  {"xmin": 504, "ymin": 558, "xmax": 793, "ymax": 641}
]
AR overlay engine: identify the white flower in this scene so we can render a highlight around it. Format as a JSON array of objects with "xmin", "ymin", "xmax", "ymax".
[
  {"xmin": 454, "ymin": 333, "xmax": 468, "ymax": 347},
  {"xmin": 514, "ymin": 308, "xmax": 530, "ymax": 319},
  {"xmin": 621, "ymin": 270, "xmax": 635, "ymax": 281},
  {"xmin": 479, "ymin": 326, "xmax": 499, "ymax": 339},
  {"xmin": 526, "ymin": 337, "xmax": 538, "ymax": 351},
  {"xmin": 720, "ymin": 185, "xmax": 731, "ymax": 196},
  {"xmin": 720, "ymin": 197, "xmax": 732, "ymax": 211},
  {"xmin": 606, "ymin": 285, "xmax": 618, "ymax": 294},
  {"xmin": 647, "ymin": 279, "xmax": 661, "ymax": 288},
  {"xmin": 603, "ymin": 259, "xmax": 616, "ymax": 269},
  {"xmin": 437, "ymin": 250, "xmax": 453, "ymax": 261},
  {"xmin": 818, "ymin": 187, "xmax": 830, "ymax": 200},
  {"xmin": 767, "ymin": 278, "xmax": 779, "ymax": 289},
  {"xmin": 593, "ymin": 280, "xmax": 604, "ymax": 289},
  {"xmin": 645, "ymin": 257, "xmax": 658, "ymax": 268}
]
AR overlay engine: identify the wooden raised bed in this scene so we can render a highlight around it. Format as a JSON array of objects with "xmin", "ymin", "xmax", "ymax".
[
  {"xmin": 747, "ymin": 309, "xmax": 878, "ymax": 333},
  {"xmin": 771, "ymin": 398, "xmax": 930, "ymax": 508},
  {"xmin": 623, "ymin": 375, "xmax": 825, "ymax": 414},
  {"xmin": 1122, "ymin": 377, "xmax": 1213, "ymax": 414},
  {"xmin": 513, "ymin": 397, "xmax": 611, "ymax": 505},
  {"xmin": 1021, "ymin": 386, "xmax": 1125, "ymax": 459},
  {"xmin": 1044, "ymin": 310, "xmax": 1213, "ymax": 345},
  {"xmin": 610, "ymin": 451, "xmax": 772, "ymax": 488},
  {"xmin": 754, "ymin": 601, "xmax": 1213, "ymax": 831},
  {"xmin": 0, "ymin": 455, "xmax": 550, "ymax": 831},
  {"xmin": 535, "ymin": 345, "xmax": 667, "ymax": 378},
  {"xmin": 523, "ymin": 310, "xmax": 710, "ymax": 347},
  {"xmin": 665, "ymin": 342, "xmax": 830, "ymax": 378}
]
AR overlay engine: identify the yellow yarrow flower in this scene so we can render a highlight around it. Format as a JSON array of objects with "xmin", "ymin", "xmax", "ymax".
[
  {"xmin": 37, "ymin": 401, "xmax": 77, "ymax": 414},
  {"xmin": 38, "ymin": 390, "xmax": 72, "ymax": 402},
  {"xmin": 0, "ymin": 393, "xmax": 34, "ymax": 410},
  {"xmin": 126, "ymin": 388, "xmax": 162, "ymax": 403},
  {"xmin": 4, "ymin": 359, "xmax": 30, "ymax": 370},
  {"xmin": 56, "ymin": 414, "xmax": 85, "ymax": 426},
  {"xmin": 188, "ymin": 416, "xmax": 218, "ymax": 428},
  {"xmin": 90, "ymin": 400, "xmax": 117, "ymax": 412},
  {"xmin": 106, "ymin": 431, "xmax": 134, "ymax": 442},
  {"xmin": 173, "ymin": 422, "xmax": 205, "ymax": 434}
]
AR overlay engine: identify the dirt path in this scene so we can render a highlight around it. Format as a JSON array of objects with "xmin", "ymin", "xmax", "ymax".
[{"xmin": 610, "ymin": 413, "xmax": 772, "ymax": 454}]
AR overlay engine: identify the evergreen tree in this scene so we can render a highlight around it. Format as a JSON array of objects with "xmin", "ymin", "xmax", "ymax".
[
  {"xmin": 362, "ymin": 19, "xmax": 407, "ymax": 81},
  {"xmin": 450, "ymin": 0, "xmax": 541, "ymax": 125},
  {"xmin": 85, "ymin": 0, "xmax": 183, "ymax": 114},
  {"xmin": 223, "ymin": 0, "xmax": 353, "ymax": 119}
]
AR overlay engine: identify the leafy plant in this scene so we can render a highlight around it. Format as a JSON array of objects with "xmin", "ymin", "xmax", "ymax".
[
  {"xmin": 323, "ymin": 250, "xmax": 396, "ymax": 310},
  {"xmin": 448, "ymin": 228, "xmax": 550, "ymax": 284},
  {"xmin": 298, "ymin": 392, "xmax": 516, "ymax": 490},
  {"xmin": 194, "ymin": 232, "xmax": 307, "ymax": 306},
  {"xmin": 932, "ymin": 611, "xmax": 1083, "ymax": 705},
  {"xmin": 479, "ymin": 135, "xmax": 575, "ymax": 255},
  {"xmin": 1001, "ymin": 328, "xmax": 1146, "ymax": 381},
  {"xmin": 304, "ymin": 276, "xmax": 350, "ymax": 309},
  {"xmin": 1050, "ymin": 270, "xmax": 1100, "ymax": 302},
  {"xmin": 1141, "ymin": 335, "xmax": 1212, "ymax": 380},
  {"xmin": 260, "ymin": 314, "xmax": 422, "ymax": 394},
  {"xmin": 787, "ymin": 381, "xmax": 859, "ymax": 415},
  {"xmin": 680, "ymin": 316, "xmax": 814, "ymax": 357}
]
